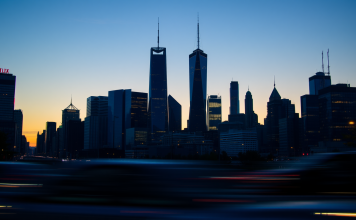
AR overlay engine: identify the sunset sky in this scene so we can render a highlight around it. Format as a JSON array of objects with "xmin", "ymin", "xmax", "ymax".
[{"xmin": 1, "ymin": 0, "xmax": 356, "ymax": 146}]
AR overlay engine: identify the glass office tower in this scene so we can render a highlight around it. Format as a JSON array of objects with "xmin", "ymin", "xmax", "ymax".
[
  {"xmin": 189, "ymin": 21, "xmax": 207, "ymax": 132},
  {"xmin": 309, "ymin": 72, "xmax": 331, "ymax": 95},
  {"xmin": 108, "ymin": 89, "xmax": 148, "ymax": 149},
  {"xmin": 148, "ymin": 33, "xmax": 168, "ymax": 142},
  {"xmin": 207, "ymin": 95, "xmax": 222, "ymax": 131}
]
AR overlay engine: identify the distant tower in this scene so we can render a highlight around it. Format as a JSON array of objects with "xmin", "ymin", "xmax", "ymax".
[
  {"xmin": 148, "ymin": 19, "xmax": 168, "ymax": 142},
  {"xmin": 245, "ymin": 89, "xmax": 258, "ymax": 128},
  {"xmin": 13, "ymin": 110, "xmax": 23, "ymax": 153},
  {"xmin": 168, "ymin": 95, "xmax": 182, "ymax": 132},
  {"xmin": 309, "ymin": 51, "xmax": 331, "ymax": 95},
  {"xmin": 61, "ymin": 98, "xmax": 80, "ymax": 158},
  {"xmin": 0, "ymin": 70, "xmax": 16, "ymax": 153},
  {"xmin": 108, "ymin": 90, "xmax": 148, "ymax": 151},
  {"xmin": 0, "ymin": 71, "xmax": 16, "ymax": 121},
  {"xmin": 189, "ymin": 18, "xmax": 208, "ymax": 132},
  {"xmin": 45, "ymin": 122, "xmax": 56, "ymax": 157},
  {"xmin": 230, "ymin": 81, "xmax": 239, "ymax": 115},
  {"xmin": 84, "ymin": 96, "xmax": 108, "ymax": 150},
  {"xmin": 207, "ymin": 95, "xmax": 222, "ymax": 131}
]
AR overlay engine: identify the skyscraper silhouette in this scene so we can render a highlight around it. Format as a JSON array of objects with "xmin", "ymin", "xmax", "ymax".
[
  {"xmin": 61, "ymin": 99, "xmax": 80, "ymax": 158},
  {"xmin": 0, "ymin": 72, "xmax": 16, "ymax": 121},
  {"xmin": 148, "ymin": 20, "xmax": 168, "ymax": 142},
  {"xmin": 264, "ymin": 82, "xmax": 297, "ymax": 156},
  {"xmin": 0, "ymin": 71, "xmax": 16, "ymax": 152},
  {"xmin": 13, "ymin": 109, "xmax": 23, "ymax": 153},
  {"xmin": 230, "ymin": 81, "xmax": 239, "ymax": 115},
  {"xmin": 168, "ymin": 95, "xmax": 181, "ymax": 132},
  {"xmin": 84, "ymin": 96, "xmax": 108, "ymax": 150},
  {"xmin": 45, "ymin": 122, "xmax": 56, "ymax": 156},
  {"xmin": 108, "ymin": 89, "xmax": 148, "ymax": 150},
  {"xmin": 189, "ymin": 19, "xmax": 207, "ymax": 132},
  {"xmin": 309, "ymin": 72, "xmax": 331, "ymax": 95},
  {"xmin": 245, "ymin": 89, "xmax": 258, "ymax": 128}
]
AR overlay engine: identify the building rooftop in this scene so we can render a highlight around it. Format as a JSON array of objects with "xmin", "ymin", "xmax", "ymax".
[{"xmin": 269, "ymin": 87, "xmax": 281, "ymax": 101}]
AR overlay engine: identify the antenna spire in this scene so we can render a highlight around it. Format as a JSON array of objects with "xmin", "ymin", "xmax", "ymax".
[
  {"xmin": 327, "ymin": 49, "xmax": 330, "ymax": 75},
  {"xmin": 158, "ymin": 18, "xmax": 159, "ymax": 48},
  {"xmin": 197, "ymin": 14, "xmax": 200, "ymax": 49},
  {"xmin": 71, "ymin": 95, "xmax": 72, "ymax": 105},
  {"xmin": 322, "ymin": 51, "xmax": 324, "ymax": 73},
  {"xmin": 248, "ymin": 85, "xmax": 250, "ymax": 91},
  {"xmin": 274, "ymin": 76, "xmax": 275, "ymax": 88}
]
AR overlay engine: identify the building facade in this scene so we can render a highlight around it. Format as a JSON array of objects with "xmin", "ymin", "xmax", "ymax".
[
  {"xmin": 84, "ymin": 96, "xmax": 108, "ymax": 150},
  {"xmin": 36, "ymin": 130, "xmax": 46, "ymax": 155},
  {"xmin": 189, "ymin": 22, "xmax": 207, "ymax": 132},
  {"xmin": 148, "ymin": 43, "xmax": 168, "ymax": 142},
  {"xmin": 309, "ymin": 72, "xmax": 331, "ymax": 95},
  {"xmin": 108, "ymin": 90, "xmax": 148, "ymax": 151},
  {"xmin": 230, "ymin": 81, "xmax": 239, "ymax": 115},
  {"xmin": 279, "ymin": 113, "xmax": 300, "ymax": 157},
  {"xmin": 168, "ymin": 95, "xmax": 181, "ymax": 132},
  {"xmin": 245, "ymin": 90, "xmax": 258, "ymax": 128},
  {"xmin": 13, "ymin": 110, "xmax": 23, "ymax": 154},
  {"xmin": 0, "ymin": 72, "xmax": 16, "ymax": 121},
  {"xmin": 66, "ymin": 120, "xmax": 84, "ymax": 159},
  {"xmin": 300, "ymin": 94, "xmax": 319, "ymax": 154},
  {"xmin": 45, "ymin": 122, "xmax": 57, "ymax": 157},
  {"xmin": 125, "ymin": 127, "xmax": 148, "ymax": 148},
  {"xmin": 61, "ymin": 100, "xmax": 80, "ymax": 158},
  {"xmin": 0, "ymin": 71, "xmax": 16, "ymax": 152},
  {"xmin": 207, "ymin": 95, "xmax": 221, "ymax": 131},
  {"xmin": 263, "ymin": 85, "xmax": 297, "ymax": 156},
  {"xmin": 220, "ymin": 129, "xmax": 258, "ymax": 157},
  {"xmin": 318, "ymin": 84, "xmax": 356, "ymax": 150}
]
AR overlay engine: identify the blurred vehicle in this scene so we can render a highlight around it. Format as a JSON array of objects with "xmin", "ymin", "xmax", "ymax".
[
  {"xmin": 3, "ymin": 159, "xmax": 241, "ymax": 209},
  {"xmin": 208, "ymin": 152, "xmax": 356, "ymax": 196},
  {"xmin": 1, "ymin": 154, "xmax": 356, "ymax": 219}
]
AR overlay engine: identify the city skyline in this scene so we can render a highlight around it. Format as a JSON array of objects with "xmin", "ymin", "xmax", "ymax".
[{"xmin": 1, "ymin": 0, "xmax": 356, "ymax": 146}]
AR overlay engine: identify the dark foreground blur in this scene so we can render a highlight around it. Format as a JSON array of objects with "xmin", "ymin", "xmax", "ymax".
[{"xmin": 1, "ymin": 152, "xmax": 356, "ymax": 219}]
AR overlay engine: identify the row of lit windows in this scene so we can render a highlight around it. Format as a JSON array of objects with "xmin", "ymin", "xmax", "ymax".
[
  {"xmin": 209, "ymin": 114, "xmax": 221, "ymax": 120},
  {"xmin": 208, "ymin": 102, "xmax": 221, "ymax": 108}
]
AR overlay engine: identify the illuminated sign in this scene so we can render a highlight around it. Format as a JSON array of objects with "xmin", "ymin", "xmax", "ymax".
[
  {"xmin": 67, "ymin": 110, "xmax": 77, "ymax": 113},
  {"xmin": 0, "ymin": 68, "xmax": 9, "ymax": 74}
]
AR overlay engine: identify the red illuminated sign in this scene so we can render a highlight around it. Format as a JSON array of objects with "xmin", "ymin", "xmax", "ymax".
[{"xmin": 0, "ymin": 68, "xmax": 10, "ymax": 73}]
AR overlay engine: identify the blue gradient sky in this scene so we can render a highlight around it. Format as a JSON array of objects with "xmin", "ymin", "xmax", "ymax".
[{"xmin": 1, "ymin": 0, "xmax": 355, "ymax": 146}]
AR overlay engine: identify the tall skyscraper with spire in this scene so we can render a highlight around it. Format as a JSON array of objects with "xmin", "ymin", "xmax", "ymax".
[
  {"xmin": 148, "ymin": 19, "xmax": 168, "ymax": 142},
  {"xmin": 188, "ymin": 19, "xmax": 207, "ymax": 132}
]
